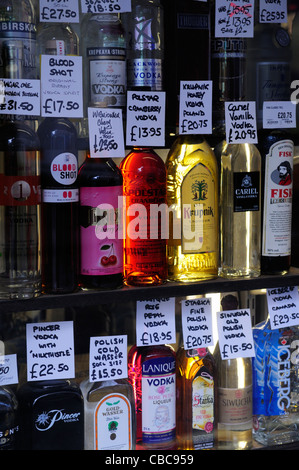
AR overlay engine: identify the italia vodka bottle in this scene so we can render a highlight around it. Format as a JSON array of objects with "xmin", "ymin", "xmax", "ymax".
[
  {"xmin": 120, "ymin": 147, "xmax": 167, "ymax": 286},
  {"xmin": 252, "ymin": 317, "xmax": 299, "ymax": 446},
  {"xmin": 123, "ymin": 0, "xmax": 164, "ymax": 91},
  {"xmin": 37, "ymin": 117, "xmax": 79, "ymax": 294},
  {"xmin": 80, "ymin": 379, "xmax": 136, "ymax": 450},
  {"xmin": 128, "ymin": 343, "xmax": 176, "ymax": 449},
  {"xmin": 165, "ymin": 135, "xmax": 218, "ymax": 282},
  {"xmin": 78, "ymin": 155, "xmax": 123, "ymax": 290}
]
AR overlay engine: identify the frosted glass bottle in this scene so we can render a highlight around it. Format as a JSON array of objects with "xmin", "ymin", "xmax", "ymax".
[
  {"xmin": 214, "ymin": 141, "xmax": 261, "ymax": 278},
  {"xmin": 165, "ymin": 135, "xmax": 218, "ymax": 282},
  {"xmin": 81, "ymin": 379, "xmax": 136, "ymax": 450}
]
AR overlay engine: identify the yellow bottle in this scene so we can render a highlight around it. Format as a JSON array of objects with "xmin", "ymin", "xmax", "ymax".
[{"xmin": 165, "ymin": 135, "xmax": 218, "ymax": 282}]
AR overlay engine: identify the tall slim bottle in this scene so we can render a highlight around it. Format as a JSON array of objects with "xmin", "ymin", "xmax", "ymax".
[
  {"xmin": 213, "ymin": 292, "xmax": 253, "ymax": 450},
  {"xmin": 120, "ymin": 147, "xmax": 167, "ymax": 286},
  {"xmin": 78, "ymin": 155, "xmax": 123, "ymax": 290},
  {"xmin": 165, "ymin": 135, "xmax": 218, "ymax": 282},
  {"xmin": 80, "ymin": 379, "xmax": 136, "ymax": 450},
  {"xmin": 214, "ymin": 142, "xmax": 261, "ymax": 278},
  {"xmin": 128, "ymin": 343, "xmax": 176, "ymax": 449},
  {"xmin": 123, "ymin": 0, "xmax": 164, "ymax": 91},
  {"xmin": 176, "ymin": 346, "xmax": 217, "ymax": 450},
  {"xmin": 37, "ymin": 117, "xmax": 79, "ymax": 294}
]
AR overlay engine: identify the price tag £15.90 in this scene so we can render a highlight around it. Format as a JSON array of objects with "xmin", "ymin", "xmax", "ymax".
[{"xmin": 216, "ymin": 308, "xmax": 255, "ymax": 360}]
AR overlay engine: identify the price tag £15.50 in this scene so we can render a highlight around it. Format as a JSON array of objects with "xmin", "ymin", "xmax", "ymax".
[{"xmin": 216, "ymin": 308, "xmax": 255, "ymax": 360}]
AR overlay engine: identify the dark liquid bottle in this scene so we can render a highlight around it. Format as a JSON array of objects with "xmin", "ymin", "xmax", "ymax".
[
  {"xmin": 78, "ymin": 156, "xmax": 123, "ymax": 290},
  {"xmin": 17, "ymin": 380, "xmax": 84, "ymax": 450},
  {"xmin": 0, "ymin": 386, "xmax": 19, "ymax": 450},
  {"xmin": 128, "ymin": 344, "xmax": 176, "ymax": 449},
  {"xmin": 37, "ymin": 117, "xmax": 79, "ymax": 294},
  {"xmin": 120, "ymin": 148, "xmax": 167, "ymax": 286},
  {"xmin": 257, "ymin": 129, "xmax": 294, "ymax": 275}
]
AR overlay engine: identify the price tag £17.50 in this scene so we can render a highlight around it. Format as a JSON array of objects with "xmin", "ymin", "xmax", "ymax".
[{"xmin": 216, "ymin": 308, "xmax": 255, "ymax": 360}]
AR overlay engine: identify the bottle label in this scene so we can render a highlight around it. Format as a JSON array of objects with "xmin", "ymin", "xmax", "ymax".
[
  {"xmin": 127, "ymin": 59, "xmax": 162, "ymax": 90},
  {"xmin": 256, "ymin": 62, "xmax": 290, "ymax": 118},
  {"xmin": 50, "ymin": 152, "xmax": 78, "ymax": 186},
  {"xmin": 0, "ymin": 174, "xmax": 41, "ymax": 206},
  {"xmin": 233, "ymin": 171, "xmax": 260, "ymax": 212},
  {"xmin": 80, "ymin": 186, "xmax": 123, "ymax": 276},
  {"xmin": 192, "ymin": 367, "xmax": 215, "ymax": 449},
  {"xmin": 94, "ymin": 393, "xmax": 133, "ymax": 450},
  {"xmin": 87, "ymin": 47, "xmax": 126, "ymax": 108},
  {"xmin": 141, "ymin": 356, "xmax": 176, "ymax": 444},
  {"xmin": 181, "ymin": 162, "xmax": 217, "ymax": 254},
  {"xmin": 42, "ymin": 188, "xmax": 79, "ymax": 203},
  {"xmin": 262, "ymin": 139, "xmax": 293, "ymax": 257},
  {"xmin": 218, "ymin": 385, "xmax": 252, "ymax": 425}
]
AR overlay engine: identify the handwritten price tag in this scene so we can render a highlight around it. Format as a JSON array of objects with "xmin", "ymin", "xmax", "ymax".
[
  {"xmin": 0, "ymin": 355, "xmax": 18, "ymax": 386},
  {"xmin": 215, "ymin": 0, "xmax": 254, "ymax": 38},
  {"xmin": 136, "ymin": 298, "xmax": 176, "ymax": 347},
  {"xmin": 40, "ymin": 0, "xmax": 79, "ymax": 22},
  {"xmin": 179, "ymin": 81, "xmax": 212, "ymax": 135},
  {"xmin": 259, "ymin": 0, "xmax": 287, "ymax": 23},
  {"xmin": 81, "ymin": 0, "xmax": 131, "ymax": 13},
  {"xmin": 267, "ymin": 286, "xmax": 299, "ymax": 330},
  {"xmin": 126, "ymin": 90, "xmax": 165, "ymax": 147},
  {"xmin": 89, "ymin": 335, "xmax": 127, "ymax": 382},
  {"xmin": 88, "ymin": 107, "xmax": 125, "ymax": 158},
  {"xmin": 0, "ymin": 79, "xmax": 40, "ymax": 116},
  {"xmin": 181, "ymin": 297, "xmax": 214, "ymax": 350},
  {"xmin": 26, "ymin": 321, "xmax": 75, "ymax": 382},
  {"xmin": 225, "ymin": 101, "xmax": 257, "ymax": 144},
  {"xmin": 217, "ymin": 308, "xmax": 255, "ymax": 360}
]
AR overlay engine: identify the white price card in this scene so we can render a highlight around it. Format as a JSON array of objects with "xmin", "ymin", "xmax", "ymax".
[
  {"xmin": 81, "ymin": 0, "xmax": 131, "ymax": 14},
  {"xmin": 267, "ymin": 286, "xmax": 299, "ymax": 330},
  {"xmin": 263, "ymin": 101, "xmax": 296, "ymax": 129},
  {"xmin": 181, "ymin": 297, "xmax": 214, "ymax": 350},
  {"xmin": 39, "ymin": 0, "xmax": 79, "ymax": 22},
  {"xmin": 179, "ymin": 81, "xmax": 212, "ymax": 135},
  {"xmin": 0, "ymin": 79, "xmax": 40, "ymax": 116},
  {"xmin": 126, "ymin": 90, "xmax": 165, "ymax": 147},
  {"xmin": 26, "ymin": 321, "xmax": 75, "ymax": 382},
  {"xmin": 215, "ymin": 0, "xmax": 254, "ymax": 38},
  {"xmin": 0, "ymin": 355, "xmax": 18, "ymax": 386},
  {"xmin": 259, "ymin": 0, "xmax": 287, "ymax": 23},
  {"xmin": 216, "ymin": 308, "xmax": 255, "ymax": 360},
  {"xmin": 136, "ymin": 298, "xmax": 176, "ymax": 347},
  {"xmin": 88, "ymin": 107, "xmax": 125, "ymax": 158},
  {"xmin": 41, "ymin": 55, "xmax": 83, "ymax": 118},
  {"xmin": 225, "ymin": 101, "xmax": 257, "ymax": 144},
  {"xmin": 89, "ymin": 335, "xmax": 127, "ymax": 382}
]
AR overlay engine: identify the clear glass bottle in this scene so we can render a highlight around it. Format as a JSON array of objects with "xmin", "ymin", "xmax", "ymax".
[
  {"xmin": 213, "ymin": 292, "xmax": 253, "ymax": 450},
  {"xmin": 252, "ymin": 317, "xmax": 299, "ymax": 446},
  {"xmin": 16, "ymin": 379, "xmax": 84, "ymax": 450},
  {"xmin": 0, "ymin": 386, "xmax": 18, "ymax": 450},
  {"xmin": 214, "ymin": 142, "xmax": 261, "ymax": 278},
  {"xmin": 257, "ymin": 129, "xmax": 294, "ymax": 275},
  {"xmin": 176, "ymin": 346, "xmax": 217, "ymax": 450},
  {"xmin": 80, "ymin": 378, "xmax": 136, "ymax": 450},
  {"xmin": 0, "ymin": 0, "xmax": 37, "ymax": 79},
  {"xmin": 37, "ymin": 117, "xmax": 79, "ymax": 294},
  {"xmin": 78, "ymin": 155, "xmax": 123, "ymax": 290},
  {"xmin": 128, "ymin": 343, "xmax": 176, "ymax": 449},
  {"xmin": 120, "ymin": 147, "xmax": 167, "ymax": 286},
  {"xmin": 165, "ymin": 135, "xmax": 218, "ymax": 282},
  {"xmin": 0, "ymin": 120, "xmax": 41, "ymax": 299},
  {"xmin": 122, "ymin": 0, "xmax": 164, "ymax": 91},
  {"xmin": 36, "ymin": 22, "xmax": 79, "ymax": 59}
]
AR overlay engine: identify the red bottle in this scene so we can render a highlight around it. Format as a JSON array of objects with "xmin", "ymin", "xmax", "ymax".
[
  {"xmin": 120, "ymin": 148, "xmax": 167, "ymax": 286},
  {"xmin": 128, "ymin": 344, "xmax": 176, "ymax": 450}
]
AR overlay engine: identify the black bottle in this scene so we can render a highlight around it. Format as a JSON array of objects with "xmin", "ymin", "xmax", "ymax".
[
  {"xmin": 17, "ymin": 380, "xmax": 84, "ymax": 450},
  {"xmin": 37, "ymin": 117, "xmax": 79, "ymax": 294},
  {"xmin": 78, "ymin": 156, "xmax": 123, "ymax": 290},
  {"xmin": 0, "ymin": 386, "xmax": 19, "ymax": 450},
  {"xmin": 257, "ymin": 129, "xmax": 294, "ymax": 275}
]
